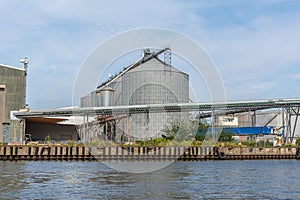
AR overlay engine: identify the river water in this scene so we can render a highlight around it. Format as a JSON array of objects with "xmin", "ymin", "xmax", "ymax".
[{"xmin": 1, "ymin": 160, "xmax": 300, "ymax": 199}]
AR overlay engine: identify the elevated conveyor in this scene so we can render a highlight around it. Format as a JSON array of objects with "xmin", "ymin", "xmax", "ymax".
[{"xmin": 14, "ymin": 98, "xmax": 300, "ymax": 117}]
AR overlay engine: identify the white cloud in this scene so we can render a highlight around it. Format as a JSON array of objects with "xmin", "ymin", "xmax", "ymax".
[
  {"xmin": 197, "ymin": 5, "xmax": 300, "ymax": 100},
  {"xmin": 1, "ymin": 0, "xmax": 207, "ymax": 109},
  {"xmin": 1, "ymin": 0, "xmax": 300, "ymax": 108},
  {"xmin": 290, "ymin": 73, "xmax": 300, "ymax": 80},
  {"xmin": 252, "ymin": 82, "xmax": 276, "ymax": 90}
]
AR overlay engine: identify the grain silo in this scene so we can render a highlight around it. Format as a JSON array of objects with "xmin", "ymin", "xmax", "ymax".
[
  {"xmin": 96, "ymin": 86, "xmax": 114, "ymax": 107},
  {"xmin": 80, "ymin": 48, "xmax": 189, "ymax": 142},
  {"xmin": 115, "ymin": 56, "xmax": 189, "ymax": 139}
]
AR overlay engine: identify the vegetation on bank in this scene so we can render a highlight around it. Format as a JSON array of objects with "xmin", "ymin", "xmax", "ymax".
[
  {"xmin": 2, "ymin": 120, "xmax": 299, "ymax": 148},
  {"xmin": 124, "ymin": 121, "xmax": 298, "ymax": 148},
  {"xmin": 0, "ymin": 139, "xmax": 298, "ymax": 148}
]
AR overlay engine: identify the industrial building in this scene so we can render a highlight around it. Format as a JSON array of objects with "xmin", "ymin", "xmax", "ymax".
[
  {"xmin": 0, "ymin": 61, "xmax": 77, "ymax": 144},
  {"xmin": 215, "ymin": 108, "xmax": 300, "ymax": 143},
  {"xmin": 0, "ymin": 63, "xmax": 26, "ymax": 143},
  {"xmin": 13, "ymin": 97, "xmax": 300, "ymax": 144},
  {"xmin": 80, "ymin": 48, "xmax": 189, "ymax": 142},
  {"xmin": 8, "ymin": 48, "xmax": 300, "ymax": 145}
]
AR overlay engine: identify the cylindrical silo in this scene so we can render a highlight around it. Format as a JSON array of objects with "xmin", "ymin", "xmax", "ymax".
[
  {"xmin": 96, "ymin": 86, "xmax": 114, "ymax": 107},
  {"xmin": 121, "ymin": 59, "xmax": 189, "ymax": 106},
  {"xmin": 118, "ymin": 58, "xmax": 189, "ymax": 139}
]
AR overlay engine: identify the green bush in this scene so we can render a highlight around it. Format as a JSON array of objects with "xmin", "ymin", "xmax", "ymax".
[
  {"xmin": 241, "ymin": 141, "xmax": 256, "ymax": 147},
  {"xmin": 135, "ymin": 140, "xmax": 144, "ymax": 145},
  {"xmin": 66, "ymin": 140, "xmax": 75, "ymax": 147},
  {"xmin": 296, "ymin": 138, "xmax": 300, "ymax": 146},
  {"xmin": 77, "ymin": 142, "xmax": 85, "ymax": 147},
  {"xmin": 265, "ymin": 141, "xmax": 274, "ymax": 148},
  {"xmin": 195, "ymin": 134, "xmax": 205, "ymax": 141},
  {"xmin": 153, "ymin": 138, "xmax": 163, "ymax": 144},
  {"xmin": 192, "ymin": 140, "xmax": 202, "ymax": 146},
  {"xmin": 284, "ymin": 143, "xmax": 294, "ymax": 148},
  {"xmin": 218, "ymin": 131, "xmax": 234, "ymax": 142}
]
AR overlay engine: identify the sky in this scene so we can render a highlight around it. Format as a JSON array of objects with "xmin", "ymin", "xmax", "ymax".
[{"xmin": 0, "ymin": 0, "xmax": 300, "ymax": 109}]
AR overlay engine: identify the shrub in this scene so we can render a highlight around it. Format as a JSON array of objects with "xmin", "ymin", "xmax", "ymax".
[
  {"xmin": 66, "ymin": 140, "xmax": 75, "ymax": 147},
  {"xmin": 296, "ymin": 138, "xmax": 300, "ymax": 146},
  {"xmin": 195, "ymin": 134, "xmax": 205, "ymax": 141},
  {"xmin": 241, "ymin": 141, "xmax": 256, "ymax": 147},
  {"xmin": 218, "ymin": 131, "xmax": 234, "ymax": 142},
  {"xmin": 135, "ymin": 140, "xmax": 144, "ymax": 145},
  {"xmin": 77, "ymin": 142, "xmax": 85, "ymax": 147},
  {"xmin": 192, "ymin": 139, "xmax": 202, "ymax": 146},
  {"xmin": 153, "ymin": 138, "xmax": 163, "ymax": 145},
  {"xmin": 284, "ymin": 143, "xmax": 294, "ymax": 148}
]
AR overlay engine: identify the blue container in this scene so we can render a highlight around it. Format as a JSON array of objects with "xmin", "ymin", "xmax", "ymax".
[{"xmin": 197, "ymin": 126, "xmax": 273, "ymax": 136}]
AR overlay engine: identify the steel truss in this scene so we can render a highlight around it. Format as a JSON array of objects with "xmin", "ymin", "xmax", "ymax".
[{"xmin": 283, "ymin": 105, "xmax": 300, "ymax": 143}]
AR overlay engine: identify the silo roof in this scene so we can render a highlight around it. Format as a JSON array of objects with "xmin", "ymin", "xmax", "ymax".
[
  {"xmin": 129, "ymin": 57, "xmax": 186, "ymax": 74},
  {"xmin": 98, "ymin": 48, "xmax": 186, "ymax": 89}
]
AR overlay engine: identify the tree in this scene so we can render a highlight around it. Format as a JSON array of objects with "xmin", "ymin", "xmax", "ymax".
[
  {"xmin": 296, "ymin": 138, "xmax": 300, "ymax": 146},
  {"xmin": 162, "ymin": 120, "xmax": 197, "ymax": 142},
  {"xmin": 163, "ymin": 119, "xmax": 209, "ymax": 142},
  {"xmin": 218, "ymin": 130, "xmax": 233, "ymax": 142}
]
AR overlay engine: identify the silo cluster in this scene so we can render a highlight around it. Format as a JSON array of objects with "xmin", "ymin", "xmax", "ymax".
[{"xmin": 80, "ymin": 49, "xmax": 189, "ymax": 142}]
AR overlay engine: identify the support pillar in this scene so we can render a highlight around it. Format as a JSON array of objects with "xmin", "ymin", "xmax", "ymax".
[
  {"xmin": 291, "ymin": 106, "xmax": 300, "ymax": 143},
  {"xmin": 284, "ymin": 106, "xmax": 292, "ymax": 143},
  {"xmin": 252, "ymin": 111, "xmax": 256, "ymax": 127},
  {"xmin": 127, "ymin": 115, "xmax": 130, "ymax": 143},
  {"xmin": 122, "ymin": 118, "xmax": 125, "ymax": 143}
]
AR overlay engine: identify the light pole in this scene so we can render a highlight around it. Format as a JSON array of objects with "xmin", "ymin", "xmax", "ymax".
[
  {"xmin": 19, "ymin": 57, "xmax": 28, "ymax": 144},
  {"xmin": 19, "ymin": 57, "xmax": 28, "ymax": 109}
]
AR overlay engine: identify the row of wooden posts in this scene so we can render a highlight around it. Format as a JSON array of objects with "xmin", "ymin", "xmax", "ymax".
[{"xmin": 0, "ymin": 145, "xmax": 299, "ymax": 161}]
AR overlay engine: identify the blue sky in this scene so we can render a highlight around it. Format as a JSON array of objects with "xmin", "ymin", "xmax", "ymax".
[{"xmin": 0, "ymin": 0, "xmax": 300, "ymax": 109}]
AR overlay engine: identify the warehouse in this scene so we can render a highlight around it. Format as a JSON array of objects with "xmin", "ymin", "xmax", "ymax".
[{"xmin": 0, "ymin": 63, "xmax": 26, "ymax": 143}]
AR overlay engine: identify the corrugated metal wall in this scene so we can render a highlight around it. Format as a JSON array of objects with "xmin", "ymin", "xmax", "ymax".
[
  {"xmin": 112, "ymin": 58, "xmax": 189, "ymax": 140},
  {"xmin": 79, "ymin": 58, "xmax": 190, "ymax": 141},
  {"xmin": 0, "ymin": 65, "xmax": 25, "ymax": 142}
]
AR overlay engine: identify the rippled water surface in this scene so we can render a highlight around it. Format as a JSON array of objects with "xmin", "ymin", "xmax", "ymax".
[{"xmin": 1, "ymin": 160, "xmax": 300, "ymax": 199}]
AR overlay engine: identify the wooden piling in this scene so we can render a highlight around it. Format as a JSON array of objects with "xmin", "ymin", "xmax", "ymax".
[{"xmin": 0, "ymin": 145, "xmax": 300, "ymax": 161}]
